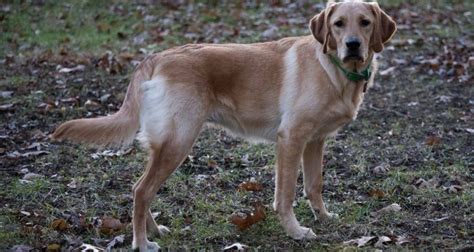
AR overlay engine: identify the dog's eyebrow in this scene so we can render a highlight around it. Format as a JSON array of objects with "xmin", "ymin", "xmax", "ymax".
[{"xmin": 359, "ymin": 14, "xmax": 372, "ymax": 20}]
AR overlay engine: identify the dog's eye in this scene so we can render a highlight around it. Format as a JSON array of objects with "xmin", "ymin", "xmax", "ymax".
[
  {"xmin": 334, "ymin": 20, "xmax": 344, "ymax": 28},
  {"xmin": 360, "ymin": 19, "xmax": 371, "ymax": 27}
]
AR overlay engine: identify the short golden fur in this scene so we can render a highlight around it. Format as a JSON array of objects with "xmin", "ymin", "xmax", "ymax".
[{"xmin": 52, "ymin": 1, "xmax": 396, "ymax": 250}]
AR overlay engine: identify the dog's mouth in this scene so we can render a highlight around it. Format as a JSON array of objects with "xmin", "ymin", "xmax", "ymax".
[{"xmin": 342, "ymin": 54, "xmax": 364, "ymax": 63}]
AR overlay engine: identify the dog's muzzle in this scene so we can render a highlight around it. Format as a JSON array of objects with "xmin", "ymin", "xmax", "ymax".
[{"xmin": 343, "ymin": 37, "xmax": 363, "ymax": 62}]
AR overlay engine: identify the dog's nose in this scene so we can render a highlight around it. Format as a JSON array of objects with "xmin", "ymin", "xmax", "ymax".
[{"xmin": 346, "ymin": 38, "xmax": 361, "ymax": 50}]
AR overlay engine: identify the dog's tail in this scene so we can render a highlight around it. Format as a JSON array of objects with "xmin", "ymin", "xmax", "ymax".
[{"xmin": 50, "ymin": 56, "xmax": 156, "ymax": 147}]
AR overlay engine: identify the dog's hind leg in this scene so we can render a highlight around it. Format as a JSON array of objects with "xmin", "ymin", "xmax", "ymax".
[
  {"xmin": 132, "ymin": 125, "xmax": 204, "ymax": 251},
  {"xmin": 132, "ymin": 78, "xmax": 208, "ymax": 251},
  {"xmin": 132, "ymin": 176, "xmax": 170, "ymax": 237}
]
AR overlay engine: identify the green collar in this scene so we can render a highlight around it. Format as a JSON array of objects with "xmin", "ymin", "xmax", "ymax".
[{"xmin": 328, "ymin": 54, "xmax": 372, "ymax": 82}]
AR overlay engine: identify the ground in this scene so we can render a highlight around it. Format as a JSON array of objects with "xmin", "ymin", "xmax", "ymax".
[{"xmin": 0, "ymin": 0, "xmax": 473, "ymax": 250}]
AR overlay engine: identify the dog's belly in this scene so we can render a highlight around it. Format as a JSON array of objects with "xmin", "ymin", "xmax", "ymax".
[{"xmin": 206, "ymin": 108, "xmax": 280, "ymax": 142}]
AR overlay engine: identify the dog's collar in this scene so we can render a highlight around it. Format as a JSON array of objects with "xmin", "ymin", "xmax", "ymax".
[{"xmin": 328, "ymin": 54, "xmax": 372, "ymax": 82}]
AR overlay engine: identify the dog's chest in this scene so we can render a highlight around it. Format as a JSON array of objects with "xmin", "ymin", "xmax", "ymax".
[{"xmin": 311, "ymin": 86, "xmax": 365, "ymax": 137}]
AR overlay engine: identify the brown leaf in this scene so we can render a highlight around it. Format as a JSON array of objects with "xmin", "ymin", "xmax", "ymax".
[
  {"xmin": 99, "ymin": 216, "xmax": 126, "ymax": 235},
  {"xmin": 368, "ymin": 188, "xmax": 386, "ymax": 198},
  {"xmin": 118, "ymin": 52, "xmax": 135, "ymax": 62},
  {"xmin": 453, "ymin": 63, "xmax": 465, "ymax": 76},
  {"xmin": 238, "ymin": 181, "xmax": 263, "ymax": 192},
  {"xmin": 230, "ymin": 202, "xmax": 266, "ymax": 231},
  {"xmin": 425, "ymin": 135, "xmax": 441, "ymax": 146},
  {"xmin": 207, "ymin": 159, "xmax": 219, "ymax": 169},
  {"xmin": 51, "ymin": 218, "xmax": 69, "ymax": 231},
  {"xmin": 97, "ymin": 23, "xmax": 111, "ymax": 32},
  {"xmin": 84, "ymin": 100, "xmax": 101, "ymax": 111},
  {"xmin": 421, "ymin": 58, "xmax": 441, "ymax": 70},
  {"xmin": 47, "ymin": 243, "xmax": 61, "ymax": 252}
]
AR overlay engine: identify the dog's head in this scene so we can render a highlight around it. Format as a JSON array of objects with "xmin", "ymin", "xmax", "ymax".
[{"xmin": 310, "ymin": 1, "xmax": 396, "ymax": 64}]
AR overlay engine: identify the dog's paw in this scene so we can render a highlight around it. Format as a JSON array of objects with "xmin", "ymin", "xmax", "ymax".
[
  {"xmin": 321, "ymin": 212, "xmax": 339, "ymax": 219},
  {"xmin": 148, "ymin": 223, "xmax": 171, "ymax": 238},
  {"xmin": 132, "ymin": 240, "xmax": 160, "ymax": 252},
  {"xmin": 288, "ymin": 226, "xmax": 317, "ymax": 240},
  {"xmin": 157, "ymin": 225, "xmax": 170, "ymax": 237},
  {"xmin": 318, "ymin": 211, "xmax": 339, "ymax": 221},
  {"xmin": 310, "ymin": 207, "xmax": 339, "ymax": 221}
]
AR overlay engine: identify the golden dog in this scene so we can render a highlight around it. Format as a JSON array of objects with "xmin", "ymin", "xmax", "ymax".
[{"xmin": 52, "ymin": 0, "xmax": 396, "ymax": 250}]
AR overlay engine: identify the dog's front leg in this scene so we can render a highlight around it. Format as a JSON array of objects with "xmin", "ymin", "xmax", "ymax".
[
  {"xmin": 274, "ymin": 127, "xmax": 317, "ymax": 240},
  {"xmin": 302, "ymin": 139, "xmax": 338, "ymax": 220}
]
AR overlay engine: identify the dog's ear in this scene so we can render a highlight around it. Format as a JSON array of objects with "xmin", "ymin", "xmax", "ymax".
[
  {"xmin": 369, "ymin": 2, "xmax": 397, "ymax": 53},
  {"xmin": 309, "ymin": 3, "xmax": 337, "ymax": 54}
]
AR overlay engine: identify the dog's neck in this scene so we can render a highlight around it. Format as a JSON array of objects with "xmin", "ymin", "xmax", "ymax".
[{"xmin": 317, "ymin": 50, "xmax": 375, "ymax": 94}]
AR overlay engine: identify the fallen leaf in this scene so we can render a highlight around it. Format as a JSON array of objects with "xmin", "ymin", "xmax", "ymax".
[
  {"xmin": 106, "ymin": 234, "xmax": 125, "ymax": 250},
  {"xmin": 421, "ymin": 58, "xmax": 440, "ymax": 70},
  {"xmin": 238, "ymin": 181, "xmax": 263, "ymax": 192},
  {"xmin": 97, "ymin": 23, "xmax": 111, "ymax": 32},
  {"xmin": 379, "ymin": 66, "xmax": 396, "ymax": 76},
  {"xmin": 0, "ymin": 103, "xmax": 14, "ymax": 112},
  {"xmin": 230, "ymin": 202, "xmax": 266, "ymax": 230},
  {"xmin": 51, "ymin": 218, "xmax": 69, "ymax": 231},
  {"xmin": 79, "ymin": 243, "xmax": 104, "ymax": 252},
  {"xmin": 453, "ymin": 63, "xmax": 465, "ymax": 76},
  {"xmin": 58, "ymin": 65, "xmax": 85, "ymax": 73},
  {"xmin": 374, "ymin": 236, "xmax": 392, "ymax": 247},
  {"xmin": 425, "ymin": 135, "xmax": 441, "ymax": 146},
  {"xmin": 368, "ymin": 188, "xmax": 386, "ymax": 198},
  {"xmin": 414, "ymin": 178, "xmax": 439, "ymax": 189},
  {"xmin": 67, "ymin": 178, "xmax": 77, "ymax": 189},
  {"xmin": 343, "ymin": 236, "xmax": 376, "ymax": 247},
  {"xmin": 22, "ymin": 173, "xmax": 44, "ymax": 181},
  {"xmin": 10, "ymin": 245, "xmax": 33, "ymax": 252},
  {"xmin": 425, "ymin": 216, "xmax": 449, "ymax": 222},
  {"xmin": 47, "ymin": 243, "xmax": 60, "ymax": 252},
  {"xmin": 20, "ymin": 211, "xmax": 31, "ymax": 216},
  {"xmin": 90, "ymin": 149, "xmax": 133, "ymax": 159},
  {"xmin": 396, "ymin": 234, "xmax": 413, "ymax": 245},
  {"xmin": 84, "ymin": 100, "xmax": 101, "ymax": 111},
  {"xmin": 99, "ymin": 216, "xmax": 126, "ymax": 235},
  {"xmin": 376, "ymin": 203, "xmax": 402, "ymax": 215},
  {"xmin": 223, "ymin": 242, "xmax": 249, "ymax": 251},
  {"xmin": 372, "ymin": 163, "xmax": 390, "ymax": 175},
  {"xmin": 443, "ymin": 184, "xmax": 463, "ymax": 193},
  {"xmin": 20, "ymin": 150, "xmax": 50, "ymax": 158},
  {"xmin": 437, "ymin": 95, "xmax": 452, "ymax": 103},
  {"xmin": 207, "ymin": 159, "xmax": 219, "ymax": 169},
  {"xmin": 0, "ymin": 91, "xmax": 13, "ymax": 98}
]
